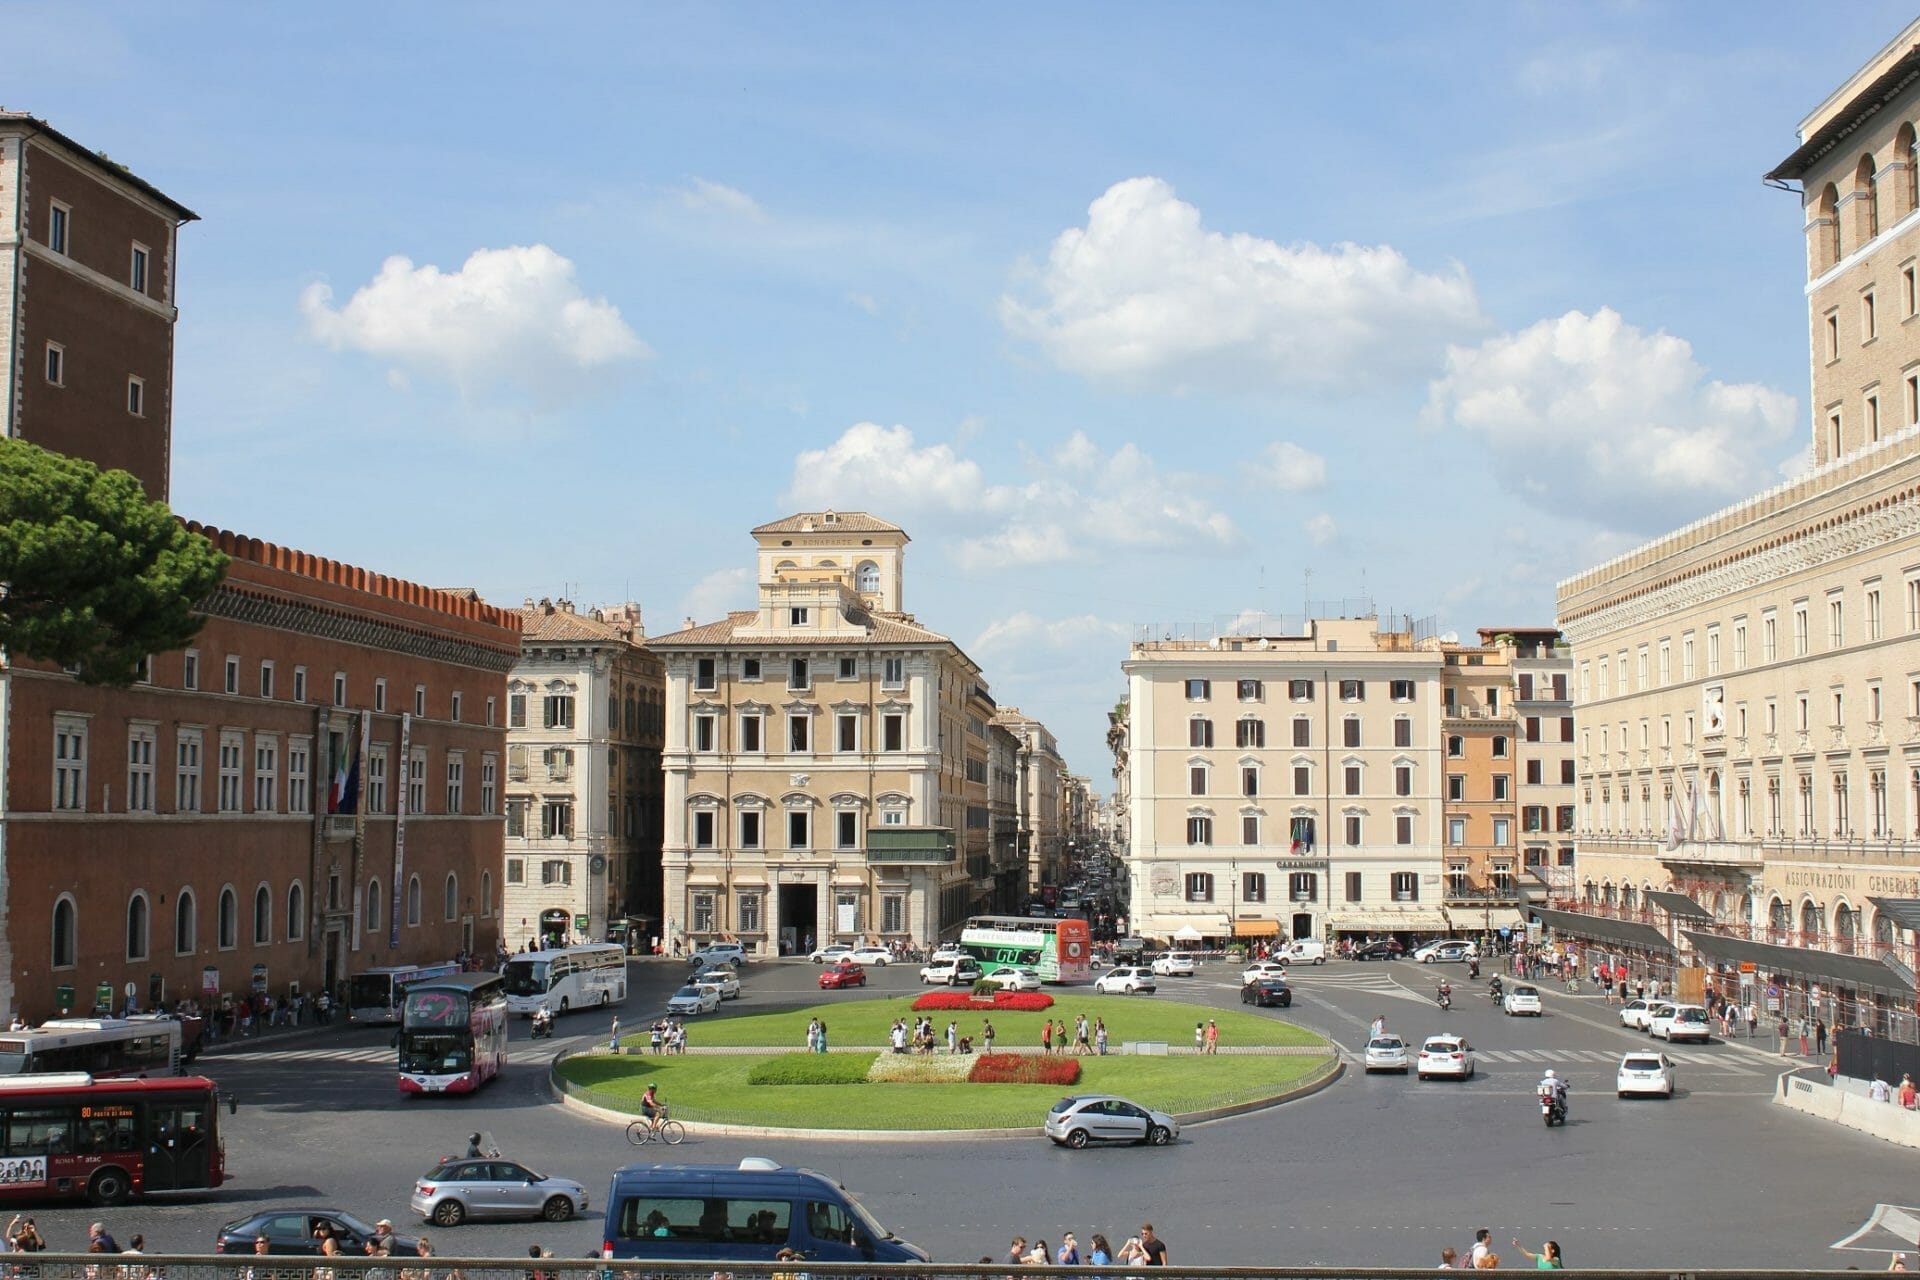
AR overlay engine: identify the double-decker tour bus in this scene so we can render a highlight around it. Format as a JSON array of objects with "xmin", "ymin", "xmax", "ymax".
[
  {"xmin": 958, "ymin": 914, "xmax": 1093, "ymax": 984},
  {"xmin": 502, "ymin": 943, "xmax": 627, "ymax": 1016},
  {"xmin": 0, "ymin": 1018, "xmax": 183, "ymax": 1078},
  {"xmin": 346, "ymin": 960, "xmax": 462, "ymax": 1024},
  {"xmin": 0, "ymin": 1072, "xmax": 228, "ymax": 1205},
  {"xmin": 397, "ymin": 972, "xmax": 508, "ymax": 1095}
]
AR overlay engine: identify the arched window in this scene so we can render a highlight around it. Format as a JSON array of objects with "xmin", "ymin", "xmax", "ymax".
[
  {"xmin": 407, "ymin": 876, "xmax": 423, "ymax": 927},
  {"xmin": 367, "ymin": 879, "xmax": 382, "ymax": 932},
  {"xmin": 1620, "ymin": 885, "xmax": 1636, "ymax": 913},
  {"xmin": 126, "ymin": 892, "xmax": 149, "ymax": 961},
  {"xmin": 855, "ymin": 560, "xmax": 880, "ymax": 594},
  {"xmin": 444, "ymin": 872, "xmax": 458, "ymax": 922},
  {"xmin": 481, "ymin": 871, "xmax": 493, "ymax": 918},
  {"xmin": 1800, "ymin": 899, "xmax": 1822, "ymax": 940},
  {"xmin": 287, "ymin": 882, "xmax": 305, "ymax": 941},
  {"xmin": 218, "ymin": 887, "xmax": 238, "ymax": 950},
  {"xmin": 1876, "ymin": 910, "xmax": 1897, "ymax": 946},
  {"xmin": 1819, "ymin": 184, "xmax": 1842, "ymax": 269},
  {"xmin": 175, "ymin": 890, "xmax": 196, "ymax": 955},
  {"xmin": 1858, "ymin": 154, "xmax": 1880, "ymax": 240},
  {"xmin": 1769, "ymin": 896, "xmax": 1789, "ymax": 936},
  {"xmin": 1835, "ymin": 902, "xmax": 1856, "ymax": 950},
  {"xmin": 253, "ymin": 884, "xmax": 272, "ymax": 945},
  {"xmin": 1901, "ymin": 123, "xmax": 1920, "ymax": 216},
  {"xmin": 51, "ymin": 896, "xmax": 76, "ymax": 969}
]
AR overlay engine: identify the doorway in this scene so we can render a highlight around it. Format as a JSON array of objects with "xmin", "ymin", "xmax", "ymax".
[
  {"xmin": 779, "ymin": 883, "xmax": 818, "ymax": 953},
  {"xmin": 1291, "ymin": 912, "xmax": 1314, "ymax": 941},
  {"xmin": 323, "ymin": 927, "xmax": 344, "ymax": 999}
]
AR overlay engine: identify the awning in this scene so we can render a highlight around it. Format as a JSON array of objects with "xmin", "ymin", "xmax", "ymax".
[
  {"xmin": 1332, "ymin": 910, "xmax": 1449, "ymax": 932},
  {"xmin": 1173, "ymin": 925, "xmax": 1206, "ymax": 942},
  {"xmin": 1528, "ymin": 906, "xmax": 1672, "ymax": 953},
  {"xmin": 1870, "ymin": 897, "xmax": 1920, "ymax": 934},
  {"xmin": 1646, "ymin": 890, "xmax": 1714, "ymax": 921},
  {"xmin": 1232, "ymin": 920, "xmax": 1280, "ymax": 937},
  {"xmin": 1681, "ymin": 929, "xmax": 1916, "ymax": 996}
]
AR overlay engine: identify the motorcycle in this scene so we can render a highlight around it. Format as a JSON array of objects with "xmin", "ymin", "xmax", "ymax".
[
  {"xmin": 1489, "ymin": 984, "xmax": 1505, "ymax": 1005},
  {"xmin": 1539, "ymin": 1087, "xmax": 1567, "ymax": 1126},
  {"xmin": 1467, "ymin": 957, "xmax": 1480, "ymax": 979},
  {"xmin": 1437, "ymin": 987, "xmax": 1453, "ymax": 1011},
  {"xmin": 530, "ymin": 1012, "xmax": 555, "ymax": 1040}
]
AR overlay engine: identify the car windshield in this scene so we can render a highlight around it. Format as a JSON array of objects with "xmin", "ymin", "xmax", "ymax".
[
  {"xmin": 1623, "ymin": 1057, "xmax": 1663, "ymax": 1070},
  {"xmin": 1677, "ymin": 1009, "xmax": 1708, "ymax": 1023},
  {"xmin": 672, "ymin": 987, "xmax": 703, "ymax": 998},
  {"xmin": 1369, "ymin": 1038, "xmax": 1402, "ymax": 1049},
  {"xmin": 1424, "ymin": 1041, "xmax": 1459, "ymax": 1052},
  {"xmin": 1512, "ymin": 986, "xmax": 1538, "ymax": 997}
]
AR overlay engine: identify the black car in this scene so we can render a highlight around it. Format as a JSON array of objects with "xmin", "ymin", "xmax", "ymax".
[
  {"xmin": 1353, "ymin": 940, "xmax": 1405, "ymax": 961},
  {"xmin": 215, "ymin": 1209, "xmax": 421, "ymax": 1256},
  {"xmin": 1241, "ymin": 978, "xmax": 1293, "ymax": 1007}
]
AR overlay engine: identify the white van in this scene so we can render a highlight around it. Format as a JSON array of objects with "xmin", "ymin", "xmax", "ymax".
[{"xmin": 1283, "ymin": 939, "xmax": 1327, "ymax": 965}]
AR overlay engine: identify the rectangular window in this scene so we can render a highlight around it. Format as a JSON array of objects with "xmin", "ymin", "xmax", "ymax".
[
  {"xmin": 1449, "ymin": 775, "xmax": 1465, "ymax": 801},
  {"xmin": 789, "ymin": 607, "xmax": 809, "ymax": 626},
  {"xmin": 44, "ymin": 342, "xmax": 64, "ymax": 386},
  {"xmin": 1185, "ymin": 679, "xmax": 1211, "ymax": 701},
  {"xmin": 403, "ymin": 749, "xmax": 426, "ymax": 815},
  {"xmin": 125, "ymin": 726, "xmax": 155, "ymax": 813},
  {"xmin": 543, "ymin": 799, "xmax": 574, "ymax": 839},
  {"xmin": 1829, "ymin": 595, "xmax": 1845, "ymax": 649},
  {"xmin": 1393, "ymin": 717, "xmax": 1411, "ymax": 748},
  {"xmin": 1242, "ymin": 766, "xmax": 1258, "ymax": 796},
  {"xmin": 223, "ymin": 655, "xmax": 239, "ymax": 695},
  {"xmin": 413, "ymin": 685, "xmax": 426, "ymax": 717},
  {"xmin": 1392, "ymin": 871, "xmax": 1418, "ymax": 902},
  {"xmin": 1188, "ymin": 765, "xmax": 1209, "ymax": 796},
  {"xmin": 739, "ymin": 712, "xmax": 763, "ymax": 753},
  {"xmin": 1243, "ymin": 870, "xmax": 1266, "ymax": 901},
  {"xmin": 1869, "ymin": 588, "xmax": 1884, "ymax": 640},
  {"xmin": 787, "ymin": 811, "xmax": 809, "ymax": 849},
  {"xmin": 1184, "ymin": 872, "xmax": 1214, "ymax": 902},
  {"xmin": 1869, "ymin": 393, "xmax": 1883, "ymax": 443},
  {"xmin": 48, "ymin": 202, "xmax": 68, "ymax": 253},
  {"xmin": 126, "ymin": 376, "xmax": 144, "ymax": 417},
  {"xmin": 1292, "ymin": 717, "xmax": 1310, "ymax": 747},
  {"xmin": 882, "ymin": 713, "xmax": 904, "ymax": 752},
  {"xmin": 1237, "ymin": 679, "xmax": 1263, "ymax": 701},
  {"xmin": 1291, "ymin": 764, "xmax": 1310, "ymax": 796},
  {"xmin": 1339, "ymin": 679, "xmax": 1364, "ymax": 701},
  {"xmin": 789, "ymin": 714, "xmax": 810, "ymax": 752},
  {"xmin": 450, "ymin": 692, "xmax": 462, "ymax": 723},
  {"xmin": 1733, "ymin": 623, "xmax": 1747, "ymax": 668},
  {"xmin": 1342, "ymin": 719, "xmax": 1361, "ymax": 748},
  {"xmin": 1448, "ymin": 817, "xmax": 1466, "ymax": 845},
  {"xmin": 367, "ymin": 747, "xmax": 388, "ymax": 814},
  {"xmin": 217, "ymin": 730, "xmax": 243, "ymax": 813},
  {"xmin": 1236, "ymin": 718, "xmax": 1265, "ymax": 748},
  {"xmin": 1865, "ymin": 291, "xmax": 1879, "ymax": 341},
  {"xmin": 287, "ymin": 739, "xmax": 311, "ymax": 814},
  {"xmin": 174, "ymin": 729, "xmax": 201, "ymax": 813},
  {"xmin": 1793, "ymin": 603, "xmax": 1809, "ymax": 656},
  {"xmin": 882, "ymin": 657, "xmax": 905, "ymax": 687},
  {"xmin": 252, "ymin": 735, "xmax": 278, "ymax": 812},
  {"xmin": 836, "ymin": 811, "xmax": 858, "ymax": 849},
  {"xmin": 740, "ymin": 810, "xmax": 762, "ymax": 849},
  {"xmin": 1395, "ymin": 765, "xmax": 1412, "ymax": 796},
  {"xmin": 445, "ymin": 755, "xmax": 464, "ymax": 813},
  {"xmin": 1395, "ymin": 814, "xmax": 1412, "ymax": 845},
  {"xmin": 510, "ymin": 694, "xmax": 527, "ymax": 727},
  {"xmin": 1492, "ymin": 817, "xmax": 1511, "ymax": 845},
  {"xmin": 1188, "ymin": 719, "xmax": 1214, "ymax": 748},
  {"xmin": 1526, "ymin": 758, "xmax": 1543, "ymax": 785},
  {"xmin": 789, "ymin": 658, "xmax": 810, "ymax": 690},
  {"xmin": 1344, "ymin": 871, "xmax": 1362, "ymax": 902},
  {"xmin": 480, "ymin": 753, "xmax": 497, "ymax": 815},
  {"xmin": 1242, "ymin": 815, "xmax": 1260, "ymax": 845},
  {"xmin": 1492, "ymin": 774, "xmax": 1510, "ymax": 801},
  {"xmin": 1344, "ymin": 765, "xmax": 1361, "ymax": 796},
  {"xmin": 837, "ymin": 713, "xmax": 859, "ymax": 753},
  {"xmin": 1289, "ymin": 679, "xmax": 1314, "ymax": 701},
  {"xmin": 838, "ymin": 656, "xmax": 858, "ymax": 680},
  {"xmin": 692, "ymin": 811, "xmax": 715, "ymax": 848},
  {"xmin": 1389, "ymin": 679, "xmax": 1414, "ymax": 701},
  {"xmin": 693, "ymin": 715, "xmax": 717, "ymax": 753},
  {"xmin": 183, "ymin": 649, "xmax": 199, "ymax": 691},
  {"xmin": 1763, "ymin": 612, "xmax": 1778, "ymax": 661},
  {"xmin": 130, "ymin": 243, "xmax": 148, "ymax": 293},
  {"xmin": 1344, "ymin": 814, "xmax": 1362, "ymax": 845},
  {"xmin": 544, "ymin": 694, "xmax": 574, "ymax": 728},
  {"xmin": 742, "ymin": 657, "xmax": 762, "ymax": 682},
  {"xmin": 258, "ymin": 661, "xmax": 275, "ymax": 700},
  {"xmin": 694, "ymin": 658, "xmax": 716, "ymax": 691}
]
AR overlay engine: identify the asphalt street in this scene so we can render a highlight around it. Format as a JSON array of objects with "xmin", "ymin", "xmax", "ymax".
[{"xmin": 16, "ymin": 955, "xmax": 1916, "ymax": 1269}]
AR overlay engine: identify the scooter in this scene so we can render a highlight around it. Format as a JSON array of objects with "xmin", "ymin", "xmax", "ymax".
[
  {"xmin": 1489, "ymin": 984, "xmax": 1505, "ymax": 1005},
  {"xmin": 530, "ymin": 1012, "xmax": 555, "ymax": 1040},
  {"xmin": 1539, "ymin": 1086, "xmax": 1568, "ymax": 1126},
  {"xmin": 1437, "ymin": 986, "xmax": 1453, "ymax": 1011}
]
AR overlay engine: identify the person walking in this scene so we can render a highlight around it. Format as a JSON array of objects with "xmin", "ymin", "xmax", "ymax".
[
  {"xmin": 1041, "ymin": 1020, "xmax": 1054, "ymax": 1055},
  {"xmin": 945, "ymin": 1021, "xmax": 958, "ymax": 1055},
  {"xmin": 609, "ymin": 1017, "xmax": 621, "ymax": 1056},
  {"xmin": 1816, "ymin": 1017, "xmax": 1829, "ymax": 1057},
  {"xmin": 1057, "ymin": 1234, "xmax": 1080, "ymax": 1265},
  {"xmin": 1745, "ymin": 1001, "xmax": 1758, "ymax": 1039},
  {"xmin": 1193, "ymin": 1021, "xmax": 1205, "ymax": 1053},
  {"xmin": 1439, "ymin": 1247, "xmax": 1459, "ymax": 1268},
  {"xmin": 1778, "ymin": 1014, "xmax": 1793, "ymax": 1055},
  {"xmin": 1138, "ymin": 1223, "xmax": 1168, "ymax": 1266},
  {"xmin": 1204, "ymin": 1019, "xmax": 1220, "ymax": 1055},
  {"xmin": 1511, "ymin": 1238, "xmax": 1563, "ymax": 1269},
  {"xmin": 982, "ymin": 1019, "xmax": 995, "ymax": 1054},
  {"xmin": 1095, "ymin": 1018, "xmax": 1108, "ymax": 1056}
]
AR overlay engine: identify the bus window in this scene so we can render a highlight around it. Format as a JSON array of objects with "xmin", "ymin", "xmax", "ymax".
[{"xmin": 5, "ymin": 1106, "xmax": 69, "ymax": 1155}]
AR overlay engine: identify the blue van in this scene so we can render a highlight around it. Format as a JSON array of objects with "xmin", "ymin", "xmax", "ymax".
[{"xmin": 602, "ymin": 1158, "xmax": 930, "ymax": 1263}]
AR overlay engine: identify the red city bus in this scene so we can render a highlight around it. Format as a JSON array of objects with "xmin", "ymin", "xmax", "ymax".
[
  {"xmin": 397, "ymin": 972, "xmax": 508, "ymax": 1095},
  {"xmin": 0, "ymin": 1073, "xmax": 229, "ymax": 1205}
]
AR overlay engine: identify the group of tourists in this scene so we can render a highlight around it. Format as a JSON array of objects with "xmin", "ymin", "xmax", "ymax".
[{"xmin": 998, "ymin": 1224, "xmax": 1170, "ymax": 1266}]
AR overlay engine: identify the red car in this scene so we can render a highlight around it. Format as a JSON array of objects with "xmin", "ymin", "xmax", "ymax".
[{"xmin": 818, "ymin": 962, "xmax": 867, "ymax": 989}]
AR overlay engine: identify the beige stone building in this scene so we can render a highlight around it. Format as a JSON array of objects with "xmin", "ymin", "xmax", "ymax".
[
  {"xmin": 649, "ymin": 512, "xmax": 1000, "ymax": 954},
  {"xmin": 502, "ymin": 600, "xmax": 664, "ymax": 950},
  {"xmin": 992, "ymin": 706, "xmax": 1066, "ymax": 900},
  {"xmin": 1553, "ymin": 19, "xmax": 1920, "ymax": 1030},
  {"xmin": 1122, "ymin": 614, "xmax": 1449, "ymax": 945}
]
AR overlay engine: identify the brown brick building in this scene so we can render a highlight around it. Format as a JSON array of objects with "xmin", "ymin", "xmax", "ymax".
[{"xmin": 0, "ymin": 119, "xmax": 519, "ymax": 1020}]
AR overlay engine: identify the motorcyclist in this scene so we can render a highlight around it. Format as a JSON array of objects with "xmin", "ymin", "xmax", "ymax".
[
  {"xmin": 464, "ymin": 1131, "xmax": 484, "ymax": 1158},
  {"xmin": 1538, "ymin": 1068, "xmax": 1568, "ymax": 1112},
  {"xmin": 1467, "ymin": 955, "xmax": 1481, "ymax": 979},
  {"xmin": 1437, "ymin": 978, "xmax": 1453, "ymax": 1009},
  {"xmin": 533, "ymin": 1002, "xmax": 554, "ymax": 1037},
  {"xmin": 1489, "ymin": 974, "xmax": 1505, "ymax": 1001}
]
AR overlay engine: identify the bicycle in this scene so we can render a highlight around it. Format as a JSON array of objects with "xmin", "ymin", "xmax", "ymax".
[{"xmin": 625, "ymin": 1112, "xmax": 686, "ymax": 1146}]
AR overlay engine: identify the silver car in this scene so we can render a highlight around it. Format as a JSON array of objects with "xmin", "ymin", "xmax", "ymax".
[
  {"xmin": 1045, "ymin": 1093, "xmax": 1179, "ymax": 1148},
  {"xmin": 409, "ymin": 1159, "xmax": 588, "ymax": 1227}
]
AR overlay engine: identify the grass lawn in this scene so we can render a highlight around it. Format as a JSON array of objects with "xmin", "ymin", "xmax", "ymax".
[
  {"xmin": 682, "ymin": 994, "xmax": 1325, "ymax": 1050},
  {"xmin": 557, "ymin": 1050, "xmax": 1333, "ymax": 1130},
  {"xmin": 556, "ymin": 996, "xmax": 1334, "ymax": 1130}
]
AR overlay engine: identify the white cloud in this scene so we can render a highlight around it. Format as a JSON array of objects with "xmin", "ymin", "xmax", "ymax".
[
  {"xmin": 1424, "ymin": 307, "xmax": 1797, "ymax": 530},
  {"xmin": 301, "ymin": 245, "xmax": 649, "ymax": 395},
  {"xmin": 846, "ymin": 291, "xmax": 881, "ymax": 316},
  {"xmin": 678, "ymin": 567, "xmax": 753, "ymax": 627},
  {"xmin": 1256, "ymin": 441, "xmax": 1328, "ymax": 493},
  {"xmin": 971, "ymin": 611, "xmax": 1130, "ymax": 656},
  {"xmin": 785, "ymin": 424, "xmax": 1238, "ymax": 568},
  {"xmin": 672, "ymin": 178, "xmax": 768, "ymax": 220},
  {"xmin": 1305, "ymin": 513, "xmax": 1338, "ymax": 547},
  {"xmin": 1001, "ymin": 176, "xmax": 1484, "ymax": 394}
]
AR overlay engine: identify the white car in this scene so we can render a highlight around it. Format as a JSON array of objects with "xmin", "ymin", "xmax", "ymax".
[
  {"xmin": 918, "ymin": 958, "xmax": 982, "ymax": 986},
  {"xmin": 1617, "ymin": 1050, "xmax": 1677, "ymax": 1098},
  {"xmin": 1094, "ymin": 966, "xmax": 1158, "ymax": 995},
  {"xmin": 665, "ymin": 984, "xmax": 721, "ymax": 1015},
  {"xmin": 982, "ymin": 967, "xmax": 1043, "ymax": 991},
  {"xmin": 847, "ymin": 946, "xmax": 893, "ymax": 966},
  {"xmin": 1619, "ymin": 998, "xmax": 1664, "ymax": 1030},
  {"xmin": 1416, "ymin": 1035, "xmax": 1476, "ymax": 1080},
  {"xmin": 1363, "ymin": 1035, "xmax": 1410, "ymax": 1073},
  {"xmin": 929, "ymin": 946, "xmax": 967, "ymax": 964},
  {"xmin": 692, "ymin": 971, "xmax": 740, "ymax": 1000},
  {"xmin": 692, "ymin": 942, "xmax": 747, "ymax": 967},
  {"xmin": 1643, "ymin": 1001, "xmax": 1687, "ymax": 1038},
  {"xmin": 1502, "ymin": 984, "xmax": 1543, "ymax": 1016},
  {"xmin": 1241, "ymin": 960, "xmax": 1290, "ymax": 985},
  {"xmin": 1151, "ymin": 952, "xmax": 1198, "ymax": 977},
  {"xmin": 1412, "ymin": 939, "xmax": 1479, "ymax": 964},
  {"xmin": 1655, "ymin": 1003, "xmax": 1712, "ymax": 1043},
  {"xmin": 808, "ymin": 943, "xmax": 855, "ymax": 964}
]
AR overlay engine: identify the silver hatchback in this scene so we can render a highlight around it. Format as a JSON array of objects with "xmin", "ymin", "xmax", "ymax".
[
  {"xmin": 409, "ymin": 1158, "xmax": 588, "ymax": 1227},
  {"xmin": 1045, "ymin": 1093, "xmax": 1180, "ymax": 1148}
]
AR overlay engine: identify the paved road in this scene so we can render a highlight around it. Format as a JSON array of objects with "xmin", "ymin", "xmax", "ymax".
[{"xmin": 15, "ymin": 956, "xmax": 1916, "ymax": 1269}]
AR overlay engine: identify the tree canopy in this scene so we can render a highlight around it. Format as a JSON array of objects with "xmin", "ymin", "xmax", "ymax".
[{"xmin": 0, "ymin": 439, "xmax": 228, "ymax": 685}]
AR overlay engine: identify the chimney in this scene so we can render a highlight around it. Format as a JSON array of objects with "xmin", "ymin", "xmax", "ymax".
[{"xmin": 683, "ymin": 616, "xmax": 697, "ymax": 630}]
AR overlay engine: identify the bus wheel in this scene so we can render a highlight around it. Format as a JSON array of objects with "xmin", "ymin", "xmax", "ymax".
[
  {"xmin": 559, "ymin": 998, "xmax": 569, "ymax": 1013},
  {"xmin": 88, "ymin": 1166, "xmax": 131, "ymax": 1206}
]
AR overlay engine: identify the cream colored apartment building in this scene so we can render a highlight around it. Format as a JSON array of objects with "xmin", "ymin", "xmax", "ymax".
[
  {"xmin": 1553, "ymin": 20, "xmax": 1920, "ymax": 1028},
  {"xmin": 502, "ymin": 600, "xmax": 664, "ymax": 950},
  {"xmin": 1122, "ymin": 615, "xmax": 1448, "ymax": 945},
  {"xmin": 650, "ymin": 512, "xmax": 1000, "ymax": 954},
  {"xmin": 992, "ymin": 706, "xmax": 1066, "ymax": 898}
]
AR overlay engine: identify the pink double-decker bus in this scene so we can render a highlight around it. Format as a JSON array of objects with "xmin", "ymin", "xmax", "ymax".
[{"xmin": 396, "ymin": 972, "xmax": 508, "ymax": 1095}]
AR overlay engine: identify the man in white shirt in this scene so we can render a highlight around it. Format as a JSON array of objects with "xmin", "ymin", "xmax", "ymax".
[
  {"xmin": 1871, "ymin": 1076, "xmax": 1893, "ymax": 1103},
  {"xmin": 1468, "ymin": 1228, "xmax": 1492, "ymax": 1267}
]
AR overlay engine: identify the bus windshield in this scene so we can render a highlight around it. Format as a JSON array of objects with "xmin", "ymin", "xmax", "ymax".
[
  {"xmin": 347, "ymin": 974, "xmax": 400, "ymax": 1010},
  {"xmin": 398, "ymin": 1032, "xmax": 470, "ymax": 1075},
  {"xmin": 501, "ymin": 959, "xmax": 549, "ymax": 997},
  {"xmin": 403, "ymin": 990, "xmax": 470, "ymax": 1030}
]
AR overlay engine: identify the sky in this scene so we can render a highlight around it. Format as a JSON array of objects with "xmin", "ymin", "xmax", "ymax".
[{"xmin": 15, "ymin": 2, "xmax": 1920, "ymax": 781}]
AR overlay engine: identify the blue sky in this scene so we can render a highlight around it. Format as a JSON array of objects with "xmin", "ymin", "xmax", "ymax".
[{"xmin": 17, "ymin": 3, "xmax": 1919, "ymax": 778}]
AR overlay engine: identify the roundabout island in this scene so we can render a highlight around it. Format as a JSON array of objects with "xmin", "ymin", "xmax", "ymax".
[{"xmin": 554, "ymin": 993, "xmax": 1338, "ymax": 1132}]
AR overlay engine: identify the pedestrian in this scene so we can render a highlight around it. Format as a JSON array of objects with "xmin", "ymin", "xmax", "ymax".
[
  {"xmin": 1871, "ymin": 1076, "xmax": 1893, "ymax": 1103},
  {"xmin": 1205, "ymin": 1019, "xmax": 1219, "ymax": 1055},
  {"xmin": 1024, "ymin": 1239, "xmax": 1050, "ymax": 1265},
  {"xmin": 1194, "ymin": 1021, "xmax": 1204, "ymax": 1052},
  {"xmin": 946, "ymin": 1021, "xmax": 958, "ymax": 1055},
  {"xmin": 1095, "ymin": 1018, "xmax": 1108, "ymax": 1056},
  {"xmin": 89, "ymin": 1222, "xmax": 120, "ymax": 1253},
  {"xmin": 1469, "ymin": 1228, "xmax": 1493, "ymax": 1268},
  {"xmin": 891, "ymin": 1020, "xmax": 907, "ymax": 1054},
  {"xmin": 123, "ymin": 1235, "xmax": 144, "ymax": 1254},
  {"xmin": 1088, "ymin": 1234, "xmax": 1113, "ymax": 1266},
  {"xmin": 1006, "ymin": 1237, "xmax": 1027, "ymax": 1267},
  {"xmin": 1057, "ymin": 1233, "xmax": 1080, "ymax": 1265},
  {"xmin": 1116, "ymin": 1237, "xmax": 1148, "ymax": 1265},
  {"xmin": 1439, "ymin": 1247, "xmax": 1459, "ymax": 1268},
  {"xmin": 1901, "ymin": 1075, "xmax": 1917, "ymax": 1109},
  {"xmin": 1745, "ymin": 1002, "xmax": 1758, "ymax": 1038},
  {"xmin": 1138, "ymin": 1223, "xmax": 1168, "ymax": 1266},
  {"xmin": 983, "ymin": 1019, "xmax": 995, "ymax": 1053},
  {"xmin": 1778, "ymin": 1015, "xmax": 1792, "ymax": 1055},
  {"xmin": 1042, "ymin": 1020, "xmax": 1054, "ymax": 1055},
  {"xmin": 1817, "ymin": 1017, "xmax": 1829, "ymax": 1057},
  {"xmin": 1511, "ymin": 1238, "xmax": 1562, "ymax": 1269},
  {"xmin": 651, "ymin": 1022, "xmax": 664, "ymax": 1055},
  {"xmin": 1798, "ymin": 1015, "xmax": 1810, "ymax": 1056},
  {"xmin": 1890, "ymin": 1253, "xmax": 1910, "ymax": 1272},
  {"xmin": 816, "ymin": 1019, "xmax": 828, "ymax": 1053},
  {"xmin": 609, "ymin": 1017, "xmax": 621, "ymax": 1056}
]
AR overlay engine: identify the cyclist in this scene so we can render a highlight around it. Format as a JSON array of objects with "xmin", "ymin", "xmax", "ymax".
[{"xmin": 641, "ymin": 1082, "xmax": 667, "ymax": 1135}]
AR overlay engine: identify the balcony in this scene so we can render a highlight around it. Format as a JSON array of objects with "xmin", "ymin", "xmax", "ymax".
[
  {"xmin": 1443, "ymin": 884, "xmax": 1520, "ymax": 907},
  {"xmin": 865, "ymin": 827, "xmax": 958, "ymax": 864}
]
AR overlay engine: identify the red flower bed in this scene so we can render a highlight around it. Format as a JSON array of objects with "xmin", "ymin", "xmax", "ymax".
[
  {"xmin": 968, "ymin": 1053, "xmax": 1081, "ymax": 1085},
  {"xmin": 911, "ymin": 990, "xmax": 1054, "ymax": 1012}
]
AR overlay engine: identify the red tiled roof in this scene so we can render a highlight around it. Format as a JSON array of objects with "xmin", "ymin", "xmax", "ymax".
[
  {"xmin": 751, "ymin": 511, "xmax": 905, "ymax": 535},
  {"xmin": 519, "ymin": 607, "xmax": 641, "ymax": 645}
]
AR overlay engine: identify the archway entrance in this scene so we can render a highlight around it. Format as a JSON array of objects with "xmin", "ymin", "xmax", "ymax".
[{"xmin": 779, "ymin": 883, "xmax": 819, "ymax": 955}]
